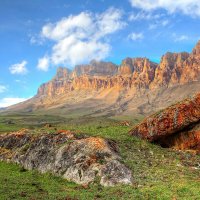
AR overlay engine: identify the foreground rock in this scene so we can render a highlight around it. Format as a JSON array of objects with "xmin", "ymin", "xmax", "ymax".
[
  {"xmin": 0, "ymin": 129, "xmax": 132, "ymax": 187},
  {"xmin": 129, "ymin": 93, "xmax": 200, "ymax": 153}
]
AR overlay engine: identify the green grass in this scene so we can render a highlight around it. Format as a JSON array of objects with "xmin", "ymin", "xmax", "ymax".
[{"xmin": 0, "ymin": 114, "xmax": 200, "ymax": 199}]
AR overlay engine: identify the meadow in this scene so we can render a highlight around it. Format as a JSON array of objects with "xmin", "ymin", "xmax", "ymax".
[{"xmin": 0, "ymin": 114, "xmax": 200, "ymax": 200}]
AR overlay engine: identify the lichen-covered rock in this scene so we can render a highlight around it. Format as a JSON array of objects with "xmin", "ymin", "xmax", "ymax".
[
  {"xmin": 158, "ymin": 124, "xmax": 200, "ymax": 153},
  {"xmin": 0, "ymin": 130, "xmax": 133, "ymax": 187},
  {"xmin": 129, "ymin": 93, "xmax": 200, "ymax": 141},
  {"xmin": 0, "ymin": 129, "xmax": 31, "ymax": 149},
  {"xmin": 129, "ymin": 92, "xmax": 200, "ymax": 153}
]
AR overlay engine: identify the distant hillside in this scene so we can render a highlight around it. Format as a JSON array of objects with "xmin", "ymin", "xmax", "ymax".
[{"xmin": 2, "ymin": 41, "xmax": 200, "ymax": 119}]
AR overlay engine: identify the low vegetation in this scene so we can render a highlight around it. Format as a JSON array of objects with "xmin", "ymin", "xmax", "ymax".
[{"xmin": 0, "ymin": 114, "xmax": 200, "ymax": 200}]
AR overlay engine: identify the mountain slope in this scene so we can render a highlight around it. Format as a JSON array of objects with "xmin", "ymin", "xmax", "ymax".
[{"xmin": 3, "ymin": 41, "xmax": 200, "ymax": 118}]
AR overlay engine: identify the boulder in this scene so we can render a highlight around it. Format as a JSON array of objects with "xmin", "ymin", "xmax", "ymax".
[
  {"xmin": 129, "ymin": 92, "xmax": 200, "ymax": 153},
  {"xmin": 0, "ymin": 130, "xmax": 132, "ymax": 187}
]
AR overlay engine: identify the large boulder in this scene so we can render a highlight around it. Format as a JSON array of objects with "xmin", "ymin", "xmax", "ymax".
[
  {"xmin": 0, "ymin": 130, "xmax": 132, "ymax": 187},
  {"xmin": 129, "ymin": 92, "xmax": 200, "ymax": 153}
]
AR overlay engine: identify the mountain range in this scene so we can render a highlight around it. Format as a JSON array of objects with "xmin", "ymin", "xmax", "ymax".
[{"xmin": 3, "ymin": 41, "xmax": 200, "ymax": 119}]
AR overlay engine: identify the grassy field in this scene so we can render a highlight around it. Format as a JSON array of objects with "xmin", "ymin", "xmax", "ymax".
[{"xmin": 0, "ymin": 114, "xmax": 200, "ymax": 200}]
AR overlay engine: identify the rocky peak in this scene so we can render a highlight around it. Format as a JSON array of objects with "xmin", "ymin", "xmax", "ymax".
[
  {"xmin": 179, "ymin": 41, "xmax": 200, "ymax": 83},
  {"xmin": 192, "ymin": 40, "xmax": 200, "ymax": 55},
  {"xmin": 118, "ymin": 58, "xmax": 134, "ymax": 76},
  {"xmin": 151, "ymin": 51, "xmax": 190, "ymax": 88},
  {"xmin": 118, "ymin": 57, "xmax": 157, "ymax": 76},
  {"xmin": 36, "ymin": 40, "xmax": 200, "ymax": 99},
  {"xmin": 160, "ymin": 52, "xmax": 189, "ymax": 70},
  {"xmin": 133, "ymin": 58, "xmax": 151, "ymax": 72},
  {"xmin": 72, "ymin": 60, "xmax": 118, "ymax": 77},
  {"xmin": 54, "ymin": 67, "xmax": 71, "ymax": 80}
]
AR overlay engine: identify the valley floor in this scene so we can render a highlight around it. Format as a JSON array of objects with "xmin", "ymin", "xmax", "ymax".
[{"xmin": 0, "ymin": 114, "xmax": 200, "ymax": 200}]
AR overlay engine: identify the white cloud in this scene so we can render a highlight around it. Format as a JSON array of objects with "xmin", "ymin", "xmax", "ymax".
[
  {"xmin": 161, "ymin": 19, "xmax": 169, "ymax": 26},
  {"xmin": 96, "ymin": 8, "xmax": 126, "ymax": 38},
  {"xmin": 129, "ymin": 12, "xmax": 163, "ymax": 21},
  {"xmin": 149, "ymin": 24, "xmax": 158, "ymax": 30},
  {"xmin": 37, "ymin": 56, "xmax": 50, "ymax": 71},
  {"xmin": 0, "ymin": 97, "xmax": 29, "ymax": 108},
  {"xmin": 129, "ymin": 0, "xmax": 200, "ymax": 17},
  {"xmin": 128, "ymin": 32, "xmax": 144, "ymax": 41},
  {"xmin": 128, "ymin": 11, "xmax": 169, "ymax": 30},
  {"xmin": 41, "ymin": 12, "xmax": 94, "ymax": 41},
  {"xmin": 0, "ymin": 85, "xmax": 6, "ymax": 93},
  {"xmin": 38, "ymin": 7, "xmax": 125, "ymax": 68},
  {"xmin": 148, "ymin": 19, "xmax": 169, "ymax": 30},
  {"xmin": 51, "ymin": 36, "xmax": 110, "ymax": 66},
  {"xmin": 30, "ymin": 36, "xmax": 44, "ymax": 45},
  {"xmin": 30, "ymin": 36, "xmax": 37, "ymax": 44},
  {"xmin": 173, "ymin": 34, "xmax": 189, "ymax": 42},
  {"xmin": 9, "ymin": 60, "xmax": 28, "ymax": 75}
]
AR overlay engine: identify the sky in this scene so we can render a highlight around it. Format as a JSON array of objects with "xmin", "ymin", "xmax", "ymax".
[{"xmin": 0, "ymin": 0, "xmax": 200, "ymax": 107}]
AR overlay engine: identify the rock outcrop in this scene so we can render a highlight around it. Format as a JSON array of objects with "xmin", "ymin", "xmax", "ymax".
[
  {"xmin": 151, "ymin": 52, "xmax": 190, "ymax": 88},
  {"xmin": 129, "ymin": 92, "xmax": 200, "ymax": 153},
  {"xmin": 3, "ymin": 41, "xmax": 200, "ymax": 118},
  {"xmin": 37, "ymin": 41, "xmax": 200, "ymax": 98},
  {"xmin": 0, "ymin": 130, "xmax": 133, "ymax": 187},
  {"xmin": 72, "ymin": 60, "xmax": 118, "ymax": 77}
]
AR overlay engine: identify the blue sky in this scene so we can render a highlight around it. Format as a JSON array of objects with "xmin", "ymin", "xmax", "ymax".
[{"xmin": 0, "ymin": 0, "xmax": 200, "ymax": 107}]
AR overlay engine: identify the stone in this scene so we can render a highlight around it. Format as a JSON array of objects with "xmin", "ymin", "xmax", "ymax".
[
  {"xmin": 0, "ymin": 131, "xmax": 133, "ymax": 187},
  {"xmin": 129, "ymin": 92, "xmax": 200, "ymax": 153}
]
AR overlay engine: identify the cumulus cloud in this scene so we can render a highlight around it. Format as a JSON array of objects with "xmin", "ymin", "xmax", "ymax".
[
  {"xmin": 9, "ymin": 60, "xmax": 28, "ymax": 75},
  {"xmin": 37, "ymin": 56, "xmax": 50, "ymax": 71},
  {"xmin": 38, "ymin": 7, "xmax": 125, "ymax": 68},
  {"xmin": 128, "ymin": 32, "xmax": 144, "ymax": 41},
  {"xmin": 51, "ymin": 36, "xmax": 110, "ymax": 65},
  {"xmin": 41, "ymin": 12, "xmax": 94, "ymax": 41},
  {"xmin": 129, "ymin": 0, "xmax": 200, "ymax": 17},
  {"xmin": 0, "ymin": 97, "xmax": 29, "ymax": 108}
]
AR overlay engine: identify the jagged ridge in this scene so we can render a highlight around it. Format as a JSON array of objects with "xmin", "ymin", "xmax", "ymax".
[
  {"xmin": 4, "ymin": 41, "xmax": 200, "ymax": 117},
  {"xmin": 37, "ymin": 41, "xmax": 200, "ymax": 97}
]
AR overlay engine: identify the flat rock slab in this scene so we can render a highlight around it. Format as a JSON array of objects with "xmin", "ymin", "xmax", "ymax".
[{"xmin": 0, "ymin": 129, "xmax": 132, "ymax": 187}]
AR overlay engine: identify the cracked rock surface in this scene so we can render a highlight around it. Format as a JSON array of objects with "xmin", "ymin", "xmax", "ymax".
[
  {"xmin": 0, "ymin": 129, "xmax": 132, "ymax": 187},
  {"xmin": 129, "ymin": 92, "xmax": 200, "ymax": 153}
]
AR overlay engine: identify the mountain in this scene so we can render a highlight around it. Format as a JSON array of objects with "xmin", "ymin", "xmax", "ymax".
[{"xmin": 3, "ymin": 41, "xmax": 200, "ymax": 119}]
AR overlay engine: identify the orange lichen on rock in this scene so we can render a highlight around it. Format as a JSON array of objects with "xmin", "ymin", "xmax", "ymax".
[
  {"xmin": 56, "ymin": 130, "xmax": 77, "ymax": 140},
  {"xmin": 129, "ymin": 93, "xmax": 200, "ymax": 141},
  {"xmin": 9, "ymin": 128, "xmax": 30, "ymax": 136},
  {"xmin": 81, "ymin": 137, "xmax": 109, "ymax": 151},
  {"xmin": 172, "ymin": 129, "xmax": 200, "ymax": 150},
  {"xmin": 0, "ymin": 131, "xmax": 132, "ymax": 186},
  {"xmin": 57, "ymin": 130, "xmax": 74, "ymax": 135},
  {"xmin": 129, "ymin": 92, "xmax": 200, "ymax": 153},
  {"xmin": 158, "ymin": 125, "xmax": 200, "ymax": 150},
  {"xmin": 119, "ymin": 121, "xmax": 131, "ymax": 127}
]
